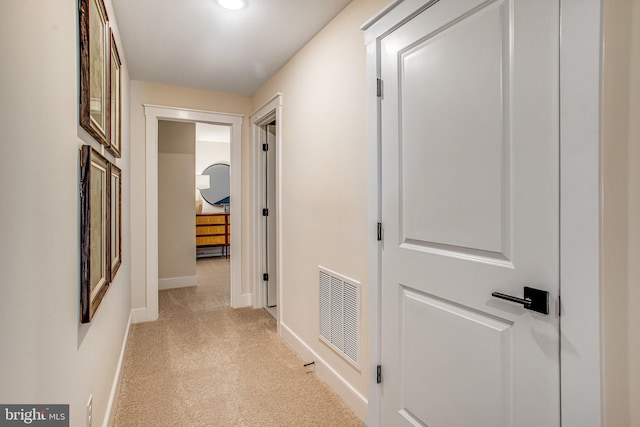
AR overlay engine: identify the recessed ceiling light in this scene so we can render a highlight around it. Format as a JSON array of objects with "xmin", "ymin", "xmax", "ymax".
[{"xmin": 217, "ymin": 0, "xmax": 248, "ymax": 10}]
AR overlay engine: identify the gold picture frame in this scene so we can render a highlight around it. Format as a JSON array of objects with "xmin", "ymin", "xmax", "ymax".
[
  {"xmin": 108, "ymin": 163, "xmax": 122, "ymax": 280},
  {"xmin": 80, "ymin": 145, "xmax": 110, "ymax": 323},
  {"xmin": 107, "ymin": 32, "xmax": 121, "ymax": 157},
  {"xmin": 79, "ymin": 0, "xmax": 111, "ymax": 148}
]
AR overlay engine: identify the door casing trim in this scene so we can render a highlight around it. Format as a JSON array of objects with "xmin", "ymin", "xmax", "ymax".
[{"xmin": 250, "ymin": 93, "xmax": 283, "ymax": 333}]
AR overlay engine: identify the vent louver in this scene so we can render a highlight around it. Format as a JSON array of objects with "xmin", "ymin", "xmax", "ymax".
[{"xmin": 319, "ymin": 266, "xmax": 360, "ymax": 367}]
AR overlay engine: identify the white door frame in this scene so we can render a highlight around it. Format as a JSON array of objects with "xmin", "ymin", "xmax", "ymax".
[
  {"xmin": 143, "ymin": 104, "xmax": 245, "ymax": 322},
  {"xmin": 250, "ymin": 94, "xmax": 283, "ymax": 332},
  {"xmin": 362, "ymin": 0, "xmax": 603, "ymax": 426}
]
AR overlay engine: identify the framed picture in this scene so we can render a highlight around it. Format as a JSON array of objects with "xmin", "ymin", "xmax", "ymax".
[
  {"xmin": 80, "ymin": 145, "xmax": 110, "ymax": 323},
  {"xmin": 108, "ymin": 163, "xmax": 122, "ymax": 280},
  {"xmin": 79, "ymin": 0, "xmax": 111, "ymax": 148},
  {"xmin": 107, "ymin": 33, "xmax": 121, "ymax": 157}
]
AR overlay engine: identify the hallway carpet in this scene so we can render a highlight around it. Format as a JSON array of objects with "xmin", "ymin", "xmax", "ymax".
[{"xmin": 112, "ymin": 258, "xmax": 362, "ymax": 427}]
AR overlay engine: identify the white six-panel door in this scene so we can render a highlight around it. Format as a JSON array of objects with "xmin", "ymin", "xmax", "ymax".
[{"xmin": 379, "ymin": 0, "xmax": 560, "ymax": 425}]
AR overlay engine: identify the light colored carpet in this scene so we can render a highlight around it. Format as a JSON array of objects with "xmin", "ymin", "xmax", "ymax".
[{"xmin": 113, "ymin": 257, "xmax": 362, "ymax": 427}]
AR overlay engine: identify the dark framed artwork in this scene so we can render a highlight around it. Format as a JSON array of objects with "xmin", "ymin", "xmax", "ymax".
[
  {"xmin": 107, "ymin": 32, "xmax": 121, "ymax": 157},
  {"xmin": 108, "ymin": 163, "xmax": 122, "ymax": 281},
  {"xmin": 79, "ymin": 0, "xmax": 111, "ymax": 147},
  {"xmin": 80, "ymin": 145, "xmax": 110, "ymax": 323}
]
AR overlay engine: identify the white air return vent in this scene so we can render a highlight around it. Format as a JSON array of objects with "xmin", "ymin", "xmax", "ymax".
[{"xmin": 319, "ymin": 266, "xmax": 360, "ymax": 368}]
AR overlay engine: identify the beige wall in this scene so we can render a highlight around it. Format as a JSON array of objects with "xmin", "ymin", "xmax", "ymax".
[
  {"xmin": 129, "ymin": 81, "xmax": 252, "ymax": 308},
  {"xmin": 252, "ymin": 0, "xmax": 388, "ymax": 407},
  {"xmin": 602, "ymin": 1, "xmax": 631, "ymax": 425},
  {"xmin": 627, "ymin": 0, "xmax": 640, "ymax": 424},
  {"xmin": 602, "ymin": 0, "xmax": 640, "ymax": 425},
  {"xmin": 0, "ymin": 1, "xmax": 132, "ymax": 425},
  {"xmin": 158, "ymin": 121, "xmax": 196, "ymax": 280}
]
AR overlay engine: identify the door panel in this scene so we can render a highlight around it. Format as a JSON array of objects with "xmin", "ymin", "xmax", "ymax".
[
  {"xmin": 401, "ymin": 288, "xmax": 513, "ymax": 427},
  {"xmin": 401, "ymin": 0, "xmax": 508, "ymax": 256},
  {"xmin": 380, "ymin": 0, "xmax": 560, "ymax": 426}
]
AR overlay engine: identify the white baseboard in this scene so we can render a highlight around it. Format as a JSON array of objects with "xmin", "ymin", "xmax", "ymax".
[
  {"xmin": 280, "ymin": 322, "xmax": 368, "ymax": 420},
  {"xmin": 103, "ymin": 310, "xmax": 133, "ymax": 427},
  {"xmin": 158, "ymin": 275, "xmax": 197, "ymax": 290},
  {"xmin": 131, "ymin": 308, "xmax": 147, "ymax": 324},
  {"xmin": 232, "ymin": 292, "xmax": 253, "ymax": 308},
  {"xmin": 239, "ymin": 292, "xmax": 252, "ymax": 307}
]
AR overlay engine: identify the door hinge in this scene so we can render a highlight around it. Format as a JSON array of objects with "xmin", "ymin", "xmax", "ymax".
[
  {"xmin": 262, "ymin": 143, "xmax": 269, "ymax": 152},
  {"xmin": 377, "ymin": 78, "xmax": 383, "ymax": 97},
  {"xmin": 377, "ymin": 222, "xmax": 383, "ymax": 241},
  {"xmin": 376, "ymin": 365, "xmax": 382, "ymax": 384},
  {"xmin": 263, "ymin": 273, "xmax": 269, "ymax": 281},
  {"xmin": 263, "ymin": 208, "xmax": 269, "ymax": 216}
]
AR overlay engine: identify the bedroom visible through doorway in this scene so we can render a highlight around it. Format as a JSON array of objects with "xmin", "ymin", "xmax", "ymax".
[{"xmin": 196, "ymin": 123, "xmax": 231, "ymax": 260}]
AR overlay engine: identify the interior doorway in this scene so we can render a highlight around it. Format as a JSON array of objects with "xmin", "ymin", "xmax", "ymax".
[
  {"xmin": 262, "ymin": 120, "xmax": 277, "ymax": 318},
  {"xmin": 251, "ymin": 94, "xmax": 282, "ymax": 328},
  {"xmin": 141, "ymin": 105, "xmax": 245, "ymax": 324}
]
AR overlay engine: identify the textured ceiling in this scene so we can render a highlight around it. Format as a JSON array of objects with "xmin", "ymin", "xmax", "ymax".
[{"xmin": 111, "ymin": 0, "xmax": 353, "ymax": 96}]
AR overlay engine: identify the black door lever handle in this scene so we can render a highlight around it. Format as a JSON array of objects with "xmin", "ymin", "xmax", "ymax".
[{"xmin": 491, "ymin": 286, "xmax": 549, "ymax": 315}]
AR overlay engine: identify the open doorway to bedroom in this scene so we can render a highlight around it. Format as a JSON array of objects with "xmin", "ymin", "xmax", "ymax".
[
  {"xmin": 156, "ymin": 121, "xmax": 232, "ymax": 307},
  {"xmin": 143, "ymin": 105, "xmax": 244, "ymax": 323}
]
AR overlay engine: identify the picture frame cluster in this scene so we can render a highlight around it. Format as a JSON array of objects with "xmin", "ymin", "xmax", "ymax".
[
  {"xmin": 79, "ymin": 146, "xmax": 122, "ymax": 323},
  {"xmin": 78, "ymin": 0, "xmax": 123, "ymax": 323},
  {"xmin": 79, "ymin": 0, "xmax": 121, "ymax": 157}
]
